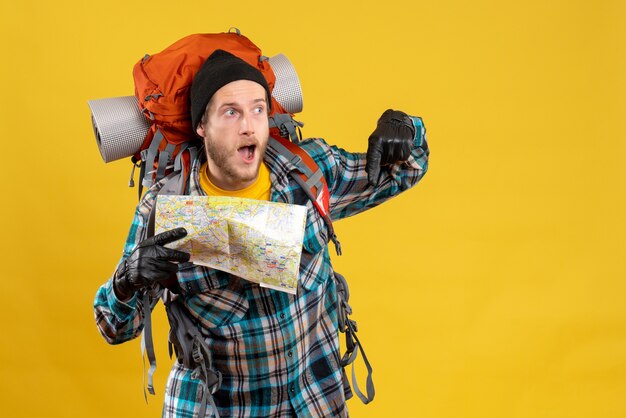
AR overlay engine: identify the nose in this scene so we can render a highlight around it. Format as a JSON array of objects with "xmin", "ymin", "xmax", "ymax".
[{"xmin": 239, "ymin": 111, "xmax": 255, "ymax": 136}]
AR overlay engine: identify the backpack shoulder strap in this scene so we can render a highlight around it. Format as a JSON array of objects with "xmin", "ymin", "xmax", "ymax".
[
  {"xmin": 268, "ymin": 134, "xmax": 342, "ymax": 255},
  {"xmin": 268, "ymin": 133, "xmax": 374, "ymax": 404},
  {"xmin": 139, "ymin": 171, "xmax": 185, "ymax": 399},
  {"xmin": 146, "ymin": 168, "xmax": 189, "ymax": 237},
  {"xmin": 139, "ymin": 169, "xmax": 222, "ymax": 417}
]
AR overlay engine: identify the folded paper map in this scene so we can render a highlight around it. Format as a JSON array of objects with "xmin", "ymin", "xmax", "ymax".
[{"xmin": 155, "ymin": 195, "xmax": 307, "ymax": 294}]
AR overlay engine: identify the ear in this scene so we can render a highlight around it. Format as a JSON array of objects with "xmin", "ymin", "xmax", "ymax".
[{"xmin": 196, "ymin": 123, "xmax": 205, "ymax": 138}]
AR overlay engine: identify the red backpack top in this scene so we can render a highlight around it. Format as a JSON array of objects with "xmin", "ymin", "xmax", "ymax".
[{"xmin": 132, "ymin": 28, "xmax": 291, "ymax": 193}]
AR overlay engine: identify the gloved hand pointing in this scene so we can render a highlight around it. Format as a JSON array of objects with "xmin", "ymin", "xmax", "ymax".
[
  {"xmin": 113, "ymin": 227, "xmax": 190, "ymax": 301},
  {"xmin": 366, "ymin": 109, "xmax": 416, "ymax": 186}
]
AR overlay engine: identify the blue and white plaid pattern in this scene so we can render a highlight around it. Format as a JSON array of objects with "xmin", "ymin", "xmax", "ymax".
[{"xmin": 94, "ymin": 117, "xmax": 428, "ymax": 417}]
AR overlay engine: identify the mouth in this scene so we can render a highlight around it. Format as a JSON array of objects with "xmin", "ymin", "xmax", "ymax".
[{"xmin": 237, "ymin": 144, "xmax": 257, "ymax": 163}]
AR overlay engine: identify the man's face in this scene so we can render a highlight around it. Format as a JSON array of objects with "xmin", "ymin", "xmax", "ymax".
[{"xmin": 196, "ymin": 79, "xmax": 270, "ymax": 191}]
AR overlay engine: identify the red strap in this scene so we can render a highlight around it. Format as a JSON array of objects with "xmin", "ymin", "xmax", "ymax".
[{"xmin": 270, "ymin": 135, "xmax": 331, "ymax": 218}]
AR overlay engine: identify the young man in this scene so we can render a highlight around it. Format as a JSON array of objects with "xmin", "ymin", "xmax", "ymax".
[{"xmin": 94, "ymin": 50, "xmax": 429, "ymax": 417}]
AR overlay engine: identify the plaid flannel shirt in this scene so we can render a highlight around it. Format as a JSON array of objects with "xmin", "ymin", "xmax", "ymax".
[{"xmin": 94, "ymin": 117, "xmax": 428, "ymax": 417}]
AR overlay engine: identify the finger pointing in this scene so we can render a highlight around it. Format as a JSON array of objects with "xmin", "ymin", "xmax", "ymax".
[{"xmin": 153, "ymin": 227, "xmax": 188, "ymax": 246}]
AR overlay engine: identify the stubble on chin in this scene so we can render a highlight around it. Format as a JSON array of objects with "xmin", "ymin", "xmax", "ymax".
[{"xmin": 203, "ymin": 136, "xmax": 268, "ymax": 187}]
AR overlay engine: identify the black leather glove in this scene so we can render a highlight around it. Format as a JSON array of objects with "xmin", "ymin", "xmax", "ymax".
[
  {"xmin": 366, "ymin": 109, "xmax": 416, "ymax": 186},
  {"xmin": 113, "ymin": 227, "xmax": 190, "ymax": 301}
]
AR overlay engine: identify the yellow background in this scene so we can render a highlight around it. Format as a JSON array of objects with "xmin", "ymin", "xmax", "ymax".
[{"xmin": 1, "ymin": 0, "xmax": 625, "ymax": 416}]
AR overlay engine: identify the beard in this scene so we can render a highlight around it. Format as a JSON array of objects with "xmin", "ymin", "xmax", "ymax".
[{"xmin": 204, "ymin": 134, "xmax": 268, "ymax": 188}]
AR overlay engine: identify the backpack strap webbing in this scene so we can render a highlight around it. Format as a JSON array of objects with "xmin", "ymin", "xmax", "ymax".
[
  {"xmin": 269, "ymin": 113, "xmax": 303, "ymax": 143},
  {"xmin": 140, "ymin": 292, "xmax": 157, "ymax": 397},
  {"xmin": 335, "ymin": 272, "xmax": 375, "ymax": 404},
  {"xmin": 142, "ymin": 128, "xmax": 164, "ymax": 189},
  {"xmin": 131, "ymin": 129, "xmax": 200, "ymax": 202},
  {"xmin": 156, "ymin": 141, "xmax": 175, "ymax": 184}
]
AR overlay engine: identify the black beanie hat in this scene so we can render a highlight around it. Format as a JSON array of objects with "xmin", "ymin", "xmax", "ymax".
[{"xmin": 190, "ymin": 49, "xmax": 271, "ymax": 131}]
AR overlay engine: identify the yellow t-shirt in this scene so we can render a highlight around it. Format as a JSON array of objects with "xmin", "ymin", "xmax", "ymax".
[{"xmin": 199, "ymin": 161, "xmax": 271, "ymax": 201}]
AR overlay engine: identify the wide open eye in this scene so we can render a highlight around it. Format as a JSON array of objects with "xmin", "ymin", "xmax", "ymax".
[{"xmin": 253, "ymin": 104, "xmax": 267, "ymax": 115}]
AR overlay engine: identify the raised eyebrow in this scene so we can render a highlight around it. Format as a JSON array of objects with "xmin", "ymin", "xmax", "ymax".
[
  {"xmin": 219, "ymin": 102, "xmax": 239, "ymax": 110},
  {"xmin": 218, "ymin": 98, "xmax": 266, "ymax": 109}
]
